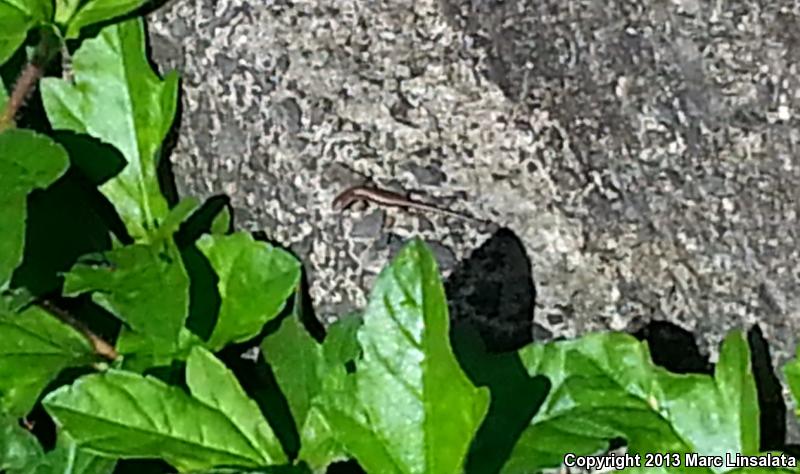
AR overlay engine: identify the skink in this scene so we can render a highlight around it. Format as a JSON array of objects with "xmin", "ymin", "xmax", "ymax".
[{"xmin": 333, "ymin": 185, "xmax": 486, "ymax": 224}]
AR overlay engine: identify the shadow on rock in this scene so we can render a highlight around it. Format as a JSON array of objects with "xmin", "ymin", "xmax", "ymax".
[
  {"xmin": 632, "ymin": 320, "xmax": 712, "ymax": 375},
  {"xmin": 445, "ymin": 227, "xmax": 543, "ymax": 353}
]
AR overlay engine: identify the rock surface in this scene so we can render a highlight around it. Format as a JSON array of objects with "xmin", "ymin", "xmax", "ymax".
[{"xmin": 148, "ymin": 0, "xmax": 800, "ymax": 446}]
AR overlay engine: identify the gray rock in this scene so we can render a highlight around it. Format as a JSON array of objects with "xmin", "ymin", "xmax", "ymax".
[{"xmin": 149, "ymin": 0, "xmax": 800, "ymax": 444}]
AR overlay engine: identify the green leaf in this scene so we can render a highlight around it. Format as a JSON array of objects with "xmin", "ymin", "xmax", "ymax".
[
  {"xmin": 712, "ymin": 331, "xmax": 759, "ymax": 454},
  {"xmin": 0, "ymin": 287, "xmax": 36, "ymax": 312},
  {"xmin": 0, "ymin": 81, "xmax": 7, "ymax": 109},
  {"xmin": 321, "ymin": 239, "xmax": 489, "ymax": 473},
  {"xmin": 0, "ymin": 414, "xmax": 43, "ymax": 471},
  {"xmin": 296, "ymin": 314, "xmax": 362, "ymax": 469},
  {"xmin": 450, "ymin": 324, "xmax": 549, "ymax": 474},
  {"xmin": 0, "ymin": 12, "xmax": 29, "ymax": 67},
  {"xmin": 186, "ymin": 347, "xmax": 286, "ymax": 465},
  {"xmin": 151, "ymin": 196, "xmax": 199, "ymax": 243},
  {"xmin": 54, "ymin": 0, "xmax": 80, "ymax": 25},
  {"xmin": 41, "ymin": 18, "xmax": 179, "ymax": 241},
  {"xmin": 0, "ymin": 300, "xmax": 94, "ymax": 416},
  {"xmin": 62, "ymin": 0, "xmax": 150, "ymax": 39},
  {"xmin": 504, "ymin": 331, "xmax": 761, "ymax": 473},
  {"xmin": 62, "ymin": 240, "xmax": 189, "ymax": 345},
  {"xmin": 10, "ymin": 431, "xmax": 116, "ymax": 474},
  {"xmin": 210, "ymin": 205, "xmax": 231, "ymax": 235},
  {"xmin": 197, "ymin": 233, "xmax": 300, "ymax": 350},
  {"xmin": 296, "ymin": 406, "xmax": 347, "ymax": 470},
  {"xmin": 3, "ymin": 0, "xmax": 50, "ymax": 21},
  {"xmin": 43, "ymin": 369, "xmax": 279, "ymax": 471},
  {"xmin": 323, "ymin": 313, "xmax": 362, "ymax": 367},
  {"xmin": 0, "ymin": 0, "xmax": 51, "ymax": 65},
  {"xmin": 261, "ymin": 310, "xmax": 322, "ymax": 429},
  {"xmin": 0, "ymin": 130, "xmax": 69, "ymax": 289},
  {"xmin": 261, "ymin": 294, "xmax": 355, "ymax": 470},
  {"xmin": 116, "ymin": 326, "xmax": 203, "ymax": 372}
]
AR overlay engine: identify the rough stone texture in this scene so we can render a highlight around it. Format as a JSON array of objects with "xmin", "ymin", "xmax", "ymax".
[{"xmin": 148, "ymin": 0, "xmax": 800, "ymax": 448}]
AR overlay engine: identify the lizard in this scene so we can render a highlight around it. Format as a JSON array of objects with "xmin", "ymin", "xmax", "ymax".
[{"xmin": 332, "ymin": 184, "xmax": 489, "ymax": 225}]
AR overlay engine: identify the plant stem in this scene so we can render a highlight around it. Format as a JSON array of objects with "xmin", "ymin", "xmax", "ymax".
[
  {"xmin": 0, "ymin": 27, "xmax": 61, "ymax": 132},
  {"xmin": 36, "ymin": 299, "xmax": 119, "ymax": 361},
  {"xmin": 0, "ymin": 63, "xmax": 43, "ymax": 131}
]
